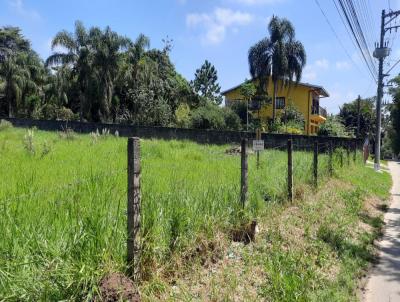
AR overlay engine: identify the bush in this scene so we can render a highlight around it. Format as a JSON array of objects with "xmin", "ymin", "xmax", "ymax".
[
  {"xmin": 222, "ymin": 107, "xmax": 241, "ymax": 130},
  {"xmin": 230, "ymin": 101, "xmax": 248, "ymax": 125},
  {"xmin": 0, "ymin": 120, "xmax": 13, "ymax": 131},
  {"xmin": 56, "ymin": 107, "xmax": 77, "ymax": 121},
  {"xmin": 175, "ymin": 103, "xmax": 191, "ymax": 128},
  {"xmin": 318, "ymin": 116, "xmax": 351, "ymax": 137},
  {"xmin": 190, "ymin": 103, "xmax": 226, "ymax": 130}
]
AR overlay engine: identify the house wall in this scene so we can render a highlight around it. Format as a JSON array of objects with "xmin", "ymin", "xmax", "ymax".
[{"xmin": 224, "ymin": 79, "xmax": 325, "ymax": 135}]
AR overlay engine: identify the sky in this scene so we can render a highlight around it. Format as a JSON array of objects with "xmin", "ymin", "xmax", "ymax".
[{"xmin": 1, "ymin": 0, "xmax": 399, "ymax": 113}]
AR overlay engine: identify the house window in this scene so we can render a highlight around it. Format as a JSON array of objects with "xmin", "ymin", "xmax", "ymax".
[{"xmin": 276, "ymin": 97, "xmax": 285, "ymax": 109}]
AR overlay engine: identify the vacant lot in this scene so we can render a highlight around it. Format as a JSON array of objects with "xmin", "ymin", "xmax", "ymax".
[{"xmin": 0, "ymin": 126, "xmax": 391, "ymax": 301}]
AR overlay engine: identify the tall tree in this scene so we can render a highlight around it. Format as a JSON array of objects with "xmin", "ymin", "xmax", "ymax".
[
  {"xmin": 89, "ymin": 26, "xmax": 131, "ymax": 121},
  {"xmin": 191, "ymin": 60, "xmax": 223, "ymax": 105},
  {"xmin": 388, "ymin": 75, "xmax": 400, "ymax": 155},
  {"xmin": 248, "ymin": 16, "xmax": 306, "ymax": 121},
  {"xmin": 0, "ymin": 26, "xmax": 30, "ymax": 63},
  {"xmin": 0, "ymin": 27, "xmax": 42, "ymax": 117},
  {"xmin": 338, "ymin": 96, "xmax": 376, "ymax": 138},
  {"xmin": 46, "ymin": 21, "xmax": 91, "ymax": 121}
]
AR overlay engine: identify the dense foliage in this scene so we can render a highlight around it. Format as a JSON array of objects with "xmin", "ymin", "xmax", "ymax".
[
  {"xmin": 338, "ymin": 96, "xmax": 376, "ymax": 138},
  {"xmin": 386, "ymin": 75, "xmax": 400, "ymax": 156},
  {"xmin": 0, "ymin": 23, "xmax": 242, "ymax": 130},
  {"xmin": 318, "ymin": 115, "xmax": 352, "ymax": 137}
]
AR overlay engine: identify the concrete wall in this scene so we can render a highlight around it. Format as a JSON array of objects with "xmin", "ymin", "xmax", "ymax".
[{"xmin": 4, "ymin": 117, "xmax": 361, "ymax": 151}]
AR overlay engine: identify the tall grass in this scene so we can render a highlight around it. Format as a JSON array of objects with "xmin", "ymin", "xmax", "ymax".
[{"xmin": 0, "ymin": 128, "xmax": 358, "ymax": 300}]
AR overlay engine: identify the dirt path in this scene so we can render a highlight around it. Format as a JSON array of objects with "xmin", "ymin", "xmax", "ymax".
[{"xmin": 363, "ymin": 161, "xmax": 400, "ymax": 302}]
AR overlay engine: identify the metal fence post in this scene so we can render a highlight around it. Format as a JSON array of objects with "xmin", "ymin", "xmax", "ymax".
[
  {"xmin": 127, "ymin": 137, "xmax": 141, "ymax": 280},
  {"xmin": 240, "ymin": 138, "xmax": 248, "ymax": 208}
]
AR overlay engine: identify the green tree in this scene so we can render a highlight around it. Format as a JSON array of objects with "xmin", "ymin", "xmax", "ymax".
[
  {"xmin": 89, "ymin": 26, "xmax": 131, "ymax": 121},
  {"xmin": 46, "ymin": 21, "xmax": 92, "ymax": 121},
  {"xmin": 387, "ymin": 75, "xmax": 400, "ymax": 155},
  {"xmin": 0, "ymin": 26, "xmax": 43, "ymax": 117},
  {"xmin": 248, "ymin": 16, "xmax": 306, "ymax": 121},
  {"xmin": 338, "ymin": 96, "xmax": 375, "ymax": 138},
  {"xmin": 239, "ymin": 80, "xmax": 256, "ymax": 130},
  {"xmin": 191, "ymin": 60, "xmax": 223, "ymax": 105},
  {"xmin": 0, "ymin": 26, "xmax": 30, "ymax": 63},
  {"xmin": 317, "ymin": 115, "xmax": 351, "ymax": 137}
]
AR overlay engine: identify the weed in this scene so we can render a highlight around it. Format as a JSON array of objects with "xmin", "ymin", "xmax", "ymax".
[
  {"xmin": 0, "ymin": 119, "xmax": 12, "ymax": 131},
  {"xmin": 40, "ymin": 140, "xmax": 52, "ymax": 158},
  {"xmin": 23, "ymin": 129, "xmax": 35, "ymax": 154},
  {"xmin": 58, "ymin": 127, "xmax": 76, "ymax": 140}
]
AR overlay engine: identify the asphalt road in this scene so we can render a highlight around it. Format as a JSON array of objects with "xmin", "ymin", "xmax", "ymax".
[{"xmin": 363, "ymin": 161, "xmax": 400, "ymax": 302}]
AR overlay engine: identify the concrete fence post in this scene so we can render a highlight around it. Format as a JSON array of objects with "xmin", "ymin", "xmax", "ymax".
[{"xmin": 127, "ymin": 137, "xmax": 141, "ymax": 280}]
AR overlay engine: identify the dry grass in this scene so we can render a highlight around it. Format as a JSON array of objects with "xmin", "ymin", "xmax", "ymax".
[{"xmin": 140, "ymin": 172, "xmax": 391, "ymax": 301}]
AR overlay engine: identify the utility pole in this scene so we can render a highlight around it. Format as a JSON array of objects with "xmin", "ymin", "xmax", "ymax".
[
  {"xmin": 356, "ymin": 95, "xmax": 361, "ymax": 138},
  {"xmin": 373, "ymin": 9, "xmax": 398, "ymax": 171}
]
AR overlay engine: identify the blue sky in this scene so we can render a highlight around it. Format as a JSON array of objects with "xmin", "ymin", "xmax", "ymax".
[{"xmin": 1, "ymin": 0, "xmax": 398, "ymax": 113}]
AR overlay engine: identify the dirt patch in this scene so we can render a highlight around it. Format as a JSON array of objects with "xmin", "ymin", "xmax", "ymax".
[
  {"xmin": 230, "ymin": 220, "xmax": 258, "ymax": 244},
  {"xmin": 225, "ymin": 145, "xmax": 254, "ymax": 155},
  {"xmin": 97, "ymin": 272, "xmax": 140, "ymax": 302}
]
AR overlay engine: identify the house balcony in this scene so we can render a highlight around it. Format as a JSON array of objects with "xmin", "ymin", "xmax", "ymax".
[{"xmin": 311, "ymin": 105, "xmax": 327, "ymax": 121}]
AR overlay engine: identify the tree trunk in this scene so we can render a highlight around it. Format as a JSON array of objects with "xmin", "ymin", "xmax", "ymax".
[
  {"xmin": 79, "ymin": 94, "xmax": 84, "ymax": 122},
  {"xmin": 6, "ymin": 85, "xmax": 13, "ymax": 118},
  {"xmin": 273, "ymin": 80, "xmax": 277, "ymax": 122},
  {"xmin": 8, "ymin": 98, "xmax": 12, "ymax": 118}
]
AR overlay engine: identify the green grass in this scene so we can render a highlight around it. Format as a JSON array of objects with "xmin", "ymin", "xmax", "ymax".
[{"xmin": 0, "ymin": 127, "xmax": 391, "ymax": 301}]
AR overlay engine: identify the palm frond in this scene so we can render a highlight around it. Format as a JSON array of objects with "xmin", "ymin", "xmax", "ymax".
[{"xmin": 52, "ymin": 30, "xmax": 76, "ymax": 51}]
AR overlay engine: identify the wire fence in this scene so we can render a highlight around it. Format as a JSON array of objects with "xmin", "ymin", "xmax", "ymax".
[{"xmin": 0, "ymin": 135, "xmax": 362, "ymax": 282}]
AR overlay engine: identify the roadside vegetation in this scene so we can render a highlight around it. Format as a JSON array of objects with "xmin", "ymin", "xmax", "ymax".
[{"xmin": 0, "ymin": 126, "xmax": 391, "ymax": 301}]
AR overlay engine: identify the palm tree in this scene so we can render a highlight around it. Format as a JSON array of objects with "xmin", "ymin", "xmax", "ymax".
[
  {"xmin": 0, "ymin": 53, "xmax": 35, "ymax": 117},
  {"xmin": 0, "ymin": 26, "xmax": 30, "ymax": 63},
  {"xmin": 46, "ymin": 21, "xmax": 91, "ymax": 121},
  {"xmin": 89, "ymin": 26, "xmax": 131, "ymax": 121},
  {"xmin": 248, "ymin": 16, "xmax": 306, "ymax": 121}
]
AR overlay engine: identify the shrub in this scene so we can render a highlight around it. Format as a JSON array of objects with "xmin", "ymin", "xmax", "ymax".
[
  {"xmin": 175, "ymin": 103, "xmax": 191, "ymax": 128},
  {"xmin": 230, "ymin": 101, "xmax": 248, "ymax": 126},
  {"xmin": 190, "ymin": 103, "xmax": 226, "ymax": 130},
  {"xmin": 0, "ymin": 120, "xmax": 13, "ymax": 131},
  {"xmin": 222, "ymin": 107, "xmax": 241, "ymax": 130},
  {"xmin": 318, "ymin": 116, "xmax": 352, "ymax": 137},
  {"xmin": 56, "ymin": 107, "xmax": 77, "ymax": 121}
]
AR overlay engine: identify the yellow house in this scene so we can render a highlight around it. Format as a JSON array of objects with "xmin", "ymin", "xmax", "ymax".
[{"xmin": 222, "ymin": 79, "xmax": 329, "ymax": 135}]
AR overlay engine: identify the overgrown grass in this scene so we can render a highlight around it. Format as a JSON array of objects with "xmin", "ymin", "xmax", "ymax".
[{"xmin": 0, "ymin": 127, "xmax": 390, "ymax": 301}]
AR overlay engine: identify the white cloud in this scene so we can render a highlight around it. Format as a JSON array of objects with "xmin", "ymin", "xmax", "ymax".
[
  {"xmin": 315, "ymin": 59, "xmax": 329, "ymax": 69},
  {"xmin": 186, "ymin": 7, "xmax": 254, "ymax": 44},
  {"xmin": 303, "ymin": 59, "xmax": 330, "ymax": 82},
  {"xmin": 234, "ymin": 0, "xmax": 285, "ymax": 5},
  {"xmin": 335, "ymin": 60, "xmax": 351, "ymax": 70},
  {"xmin": 8, "ymin": 0, "xmax": 41, "ymax": 21}
]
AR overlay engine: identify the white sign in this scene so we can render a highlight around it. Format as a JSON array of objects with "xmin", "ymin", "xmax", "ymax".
[{"xmin": 253, "ymin": 140, "xmax": 264, "ymax": 151}]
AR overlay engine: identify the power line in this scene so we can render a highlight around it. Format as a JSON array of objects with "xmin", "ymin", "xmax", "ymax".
[
  {"xmin": 344, "ymin": 0, "xmax": 377, "ymax": 73},
  {"xmin": 314, "ymin": 0, "xmax": 365, "ymax": 76},
  {"xmin": 333, "ymin": 0, "xmax": 378, "ymax": 82}
]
